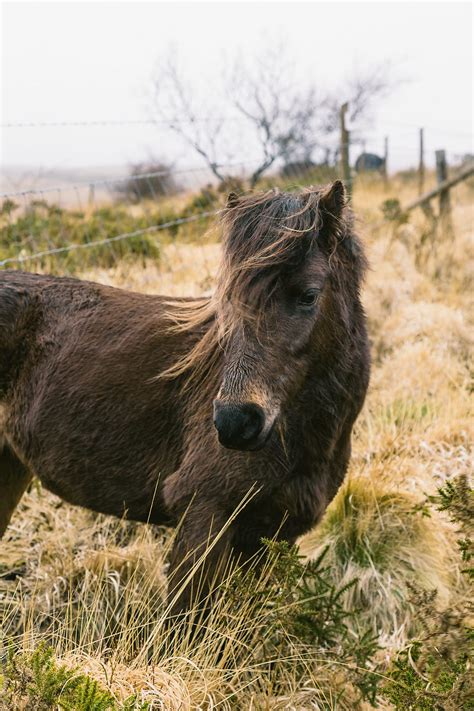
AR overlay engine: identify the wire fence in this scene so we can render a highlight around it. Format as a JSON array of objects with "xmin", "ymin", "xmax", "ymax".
[
  {"xmin": 3, "ymin": 116, "xmax": 473, "ymax": 138},
  {"xmin": 0, "ymin": 158, "xmax": 261, "ymax": 295},
  {"xmin": 1, "ymin": 134, "xmax": 472, "ymax": 296}
]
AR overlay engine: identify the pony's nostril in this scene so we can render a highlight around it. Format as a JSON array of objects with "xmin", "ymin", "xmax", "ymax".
[
  {"xmin": 213, "ymin": 401, "xmax": 265, "ymax": 448},
  {"xmin": 240, "ymin": 403, "xmax": 265, "ymax": 441}
]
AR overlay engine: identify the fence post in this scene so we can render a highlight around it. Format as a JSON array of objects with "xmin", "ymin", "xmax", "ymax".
[
  {"xmin": 339, "ymin": 102, "xmax": 352, "ymax": 199},
  {"xmin": 435, "ymin": 149, "xmax": 453, "ymax": 234},
  {"xmin": 418, "ymin": 128, "xmax": 425, "ymax": 195},
  {"xmin": 383, "ymin": 135, "xmax": 389, "ymax": 185},
  {"xmin": 88, "ymin": 184, "xmax": 95, "ymax": 209}
]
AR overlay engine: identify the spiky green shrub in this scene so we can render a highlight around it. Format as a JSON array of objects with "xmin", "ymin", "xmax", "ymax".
[
  {"xmin": 219, "ymin": 540, "xmax": 381, "ymax": 708},
  {"xmin": 381, "ymin": 474, "xmax": 474, "ymax": 710},
  {"xmin": 0, "ymin": 642, "xmax": 148, "ymax": 710},
  {"xmin": 382, "ymin": 639, "xmax": 472, "ymax": 711}
]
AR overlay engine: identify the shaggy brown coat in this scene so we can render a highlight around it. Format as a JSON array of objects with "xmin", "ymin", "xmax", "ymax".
[{"xmin": 0, "ymin": 182, "xmax": 370, "ymax": 613}]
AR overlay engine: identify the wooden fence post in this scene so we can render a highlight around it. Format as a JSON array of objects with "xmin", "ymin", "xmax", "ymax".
[
  {"xmin": 339, "ymin": 102, "xmax": 352, "ymax": 199},
  {"xmin": 418, "ymin": 128, "xmax": 425, "ymax": 195},
  {"xmin": 435, "ymin": 149, "xmax": 453, "ymax": 234},
  {"xmin": 405, "ymin": 160, "xmax": 474, "ymax": 212},
  {"xmin": 383, "ymin": 135, "xmax": 389, "ymax": 186}
]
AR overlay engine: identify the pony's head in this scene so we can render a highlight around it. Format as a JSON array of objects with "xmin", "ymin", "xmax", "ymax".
[{"xmin": 212, "ymin": 182, "xmax": 366, "ymax": 451}]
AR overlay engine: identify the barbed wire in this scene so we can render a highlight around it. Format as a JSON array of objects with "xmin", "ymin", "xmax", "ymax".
[
  {"xmin": 2, "ymin": 143, "xmax": 468, "ymax": 203},
  {"xmin": 0, "ymin": 160, "xmax": 258, "ymax": 199},
  {"xmin": 0, "ymin": 117, "xmax": 239, "ymax": 129},
  {"xmin": 0, "ymin": 210, "xmax": 220, "ymax": 267},
  {"xmin": 2, "ymin": 117, "xmax": 472, "ymax": 139},
  {"xmin": 0, "ymin": 148, "xmax": 468, "ymax": 211},
  {"xmin": 377, "ymin": 120, "xmax": 473, "ymax": 139},
  {"xmin": 0, "ymin": 157, "xmax": 346, "ymax": 270},
  {"xmin": 1, "ymin": 148, "xmax": 470, "ymax": 273}
]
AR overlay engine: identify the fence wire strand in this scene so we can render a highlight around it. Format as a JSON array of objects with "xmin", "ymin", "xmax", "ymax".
[
  {"xmin": 0, "ymin": 211, "xmax": 220, "ymax": 268},
  {"xmin": 1, "ymin": 146, "xmax": 471, "ymax": 296}
]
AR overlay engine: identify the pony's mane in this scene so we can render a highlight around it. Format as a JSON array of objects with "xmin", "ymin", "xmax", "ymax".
[{"xmin": 160, "ymin": 185, "xmax": 362, "ymax": 383}]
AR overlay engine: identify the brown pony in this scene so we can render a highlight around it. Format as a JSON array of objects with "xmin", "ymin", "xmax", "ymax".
[{"xmin": 0, "ymin": 182, "xmax": 370, "ymax": 614}]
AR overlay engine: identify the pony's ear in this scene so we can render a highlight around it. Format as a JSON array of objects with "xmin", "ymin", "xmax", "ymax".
[
  {"xmin": 226, "ymin": 191, "xmax": 240, "ymax": 208},
  {"xmin": 316, "ymin": 180, "xmax": 350, "ymax": 257},
  {"xmin": 319, "ymin": 180, "xmax": 346, "ymax": 218}
]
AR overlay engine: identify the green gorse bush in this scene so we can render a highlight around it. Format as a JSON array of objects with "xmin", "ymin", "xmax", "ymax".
[{"xmin": 381, "ymin": 474, "xmax": 474, "ymax": 710}]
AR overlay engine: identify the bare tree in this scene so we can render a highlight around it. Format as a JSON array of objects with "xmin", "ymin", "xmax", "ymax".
[
  {"xmin": 152, "ymin": 52, "xmax": 230, "ymax": 183},
  {"xmin": 322, "ymin": 62, "xmax": 394, "ymax": 134},
  {"xmin": 152, "ymin": 46, "xmax": 393, "ymax": 186},
  {"xmin": 227, "ymin": 45, "xmax": 325, "ymax": 185}
]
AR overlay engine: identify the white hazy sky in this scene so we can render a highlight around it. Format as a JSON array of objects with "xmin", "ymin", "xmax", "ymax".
[{"xmin": 1, "ymin": 0, "xmax": 473, "ymax": 177}]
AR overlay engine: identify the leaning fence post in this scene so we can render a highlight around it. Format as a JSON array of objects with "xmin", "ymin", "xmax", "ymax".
[
  {"xmin": 435, "ymin": 149, "xmax": 453, "ymax": 234},
  {"xmin": 339, "ymin": 102, "xmax": 352, "ymax": 200}
]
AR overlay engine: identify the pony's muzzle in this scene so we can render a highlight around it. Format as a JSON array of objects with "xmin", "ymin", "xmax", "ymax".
[{"xmin": 213, "ymin": 400, "xmax": 267, "ymax": 451}]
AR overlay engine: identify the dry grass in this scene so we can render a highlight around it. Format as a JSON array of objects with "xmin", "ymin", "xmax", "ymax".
[
  {"xmin": 299, "ymin": 477, "xmax": 457, "ymax": 647},
  {"xmin": 0, "ymin": 174, "xmax": 473, "ymax": 709}
]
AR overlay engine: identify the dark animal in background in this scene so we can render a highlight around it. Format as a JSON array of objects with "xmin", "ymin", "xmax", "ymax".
[
  {"xmin": 280, "ymin": 159, "xmax": 317, "ymax": 178},
  {"xmin": 0, "ymin": 182, "xmax": 370, "ymax": 614},
  {"xmin": 355, "ymin": 152, "xmax": 386, "ymax": 173}
]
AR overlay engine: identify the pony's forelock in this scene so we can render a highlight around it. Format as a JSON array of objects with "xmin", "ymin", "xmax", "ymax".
[{"xmin": 159, "ymin": 185, "xmax": 361, "ymax": 384}]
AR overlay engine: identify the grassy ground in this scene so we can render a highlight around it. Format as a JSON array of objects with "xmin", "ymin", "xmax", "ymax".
[{"xmin": 0, "ymin": 173, "xmax": 472, "ymax": 709}]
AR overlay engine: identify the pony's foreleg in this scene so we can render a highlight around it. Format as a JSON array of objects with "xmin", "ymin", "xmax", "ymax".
[
  {"xmin": 0, "ymin": 446, "xmax": 33, "ymax": 539},
  {"xmin": 165, "ymin": 500, "xmax": 233, "ymax": 619}
]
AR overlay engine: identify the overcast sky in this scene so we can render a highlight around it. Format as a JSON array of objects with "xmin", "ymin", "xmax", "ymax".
[{"xmin": 1, "ymin": 1, "xmax": 472, "ymax": 178}]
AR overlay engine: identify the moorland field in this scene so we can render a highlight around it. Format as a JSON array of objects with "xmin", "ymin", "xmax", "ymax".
[{"xmin": 0, "ymin": 170, "xmax": 472, "ymax": 710}]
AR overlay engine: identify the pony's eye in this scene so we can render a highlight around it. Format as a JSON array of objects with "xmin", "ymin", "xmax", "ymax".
[{"xmin": 298, "ymin": 289, "xmax": 319, "ymax": 307}]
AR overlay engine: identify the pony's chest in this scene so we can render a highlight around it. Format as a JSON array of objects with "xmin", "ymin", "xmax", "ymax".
[{"xmin": 276, "ymin": 469, "xmax": 329, "ymax": 528}]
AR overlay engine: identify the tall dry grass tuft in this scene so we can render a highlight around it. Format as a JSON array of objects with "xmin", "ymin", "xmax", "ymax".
[
  {"xmin": 1, "ymin": 494, "xmax": 380, "ymax": 709},
  {"xmin": 299, "ymin": 476, "xmax": 456, "ymax": 647}
]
